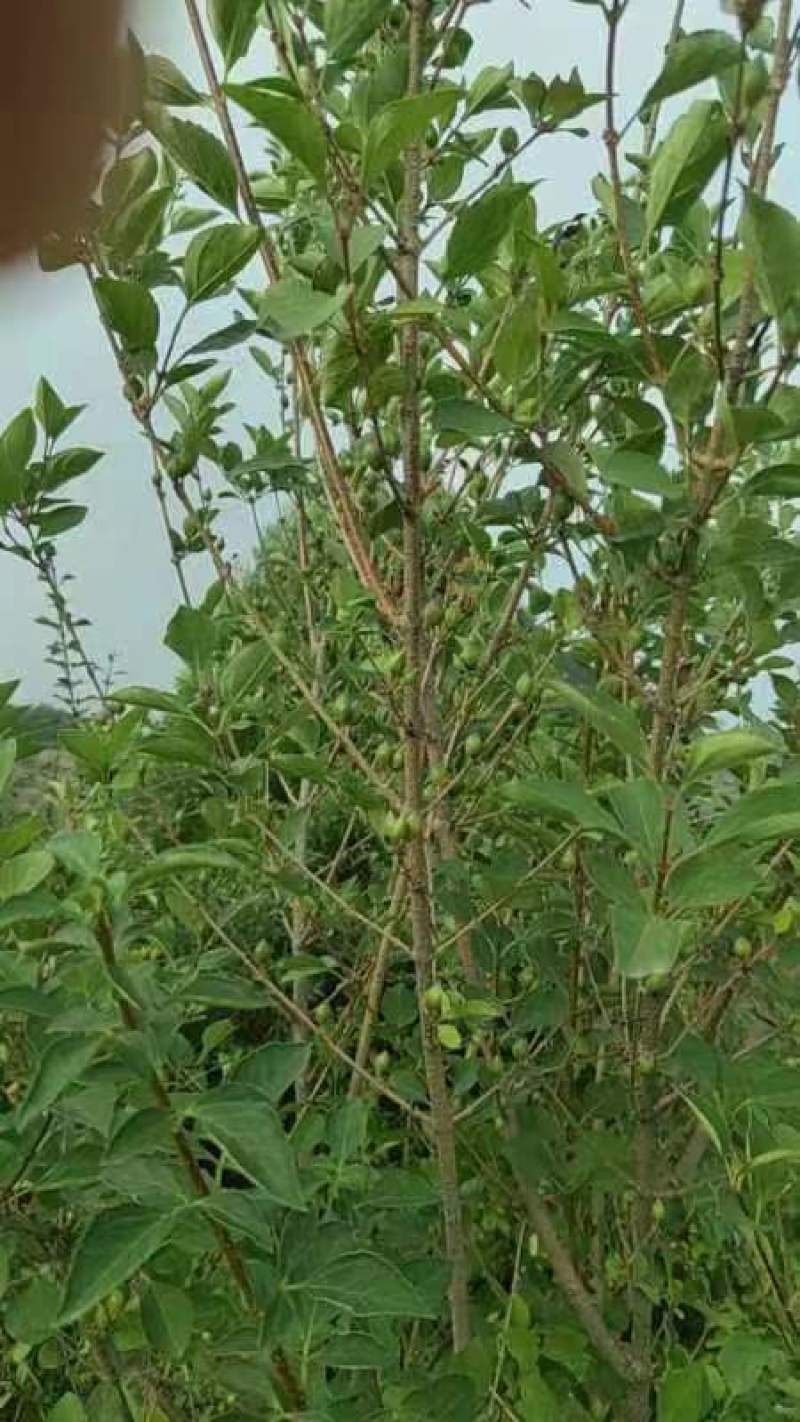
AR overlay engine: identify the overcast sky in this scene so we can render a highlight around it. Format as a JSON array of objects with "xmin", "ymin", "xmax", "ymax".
[{"xmin": 0, "ymin": 0, "xmax": 794, "ymax": 702}]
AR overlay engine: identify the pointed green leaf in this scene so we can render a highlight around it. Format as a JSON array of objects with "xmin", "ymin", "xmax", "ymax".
[
  {"xmin": 109, "ymin": 685, "xmax": 188, "ymax": 715},
  {"xmin": 0, "ymin": 409, "xmax": 36, "ymax": 506},
  {"xmin": 48, "ymin": 1395, "xmax": 87, "ymax": 1422},
  {"xmin": 0, "ymin": 850, "xmax": 54, "ymax": 903},
  {"xmin": 325, "ymin": 0, "xmax": 390, "ymax": 62},
  {"xmin": 612, "ymin": 906, "xmax": 682, "ymax": 979},
  {"xmin": 550, "ymin": 681, "xmax": 648, "ymax": 764},
  {"xmin": 432, "ymin": 398, "xmax": 514, "ymax": 441},
  {"xmin": 164, "ymin": 606, "xmax": 219, "ymax": 670},
  {"xmin": 591, "ymin": 447, "xmax": 683, "ymax": 498},
  {"xmin": 643, "ymin": 29, "xmax": 742, "ymax": 108},
  {"xmin": 503, "ymin": 778, "xmax": 622, "ymax": 836},
  {"xmin": 302, "ymin": 1251, "xmax": 436, "ymax": 1318},
  {"xmin": 446, "ymin": 183, "xmax": 530, "ymax": 279},
  {"xmin": 234, "ymin": 1042, "xmax": 311, "ymax": 1101},
  {"xmin": 646, "ymin": 100, "xmax": 723, "ymax": 241},
  {"xmin": 657, "ymin": 1362, "xmax": 711, "ymax": 1422},
  {"xmin": 184, "ymin": 222, "xmax": 261, "ymax": 302},
  {"xmin": 49, "ymin": 831, "xmax": 102, "ymax": 880},
  {"xmin": 258, "ymin": 277, "xmax": 349, "ymax": 339},
  {"xmin": 145, "ymin": 54, "xmax": 204, "ymax": 106},
  {"xmin": 60, "ymin": 1208, "xmax": 174, "ymax": 1325},
  {"xmin": 666, "ymin": 845, "xmax": 762, "ymax": 910},
  {"xmin": 95, "ymin": 277, "xmax": 159, "ymax": 353},
  {"xmin": 192, "ymin": 1088, "xmax": 305, "ymax": 1208},
  {"xmin": 17, "ymin": 1036, "xmax": 101, "ymax": 1130},
  {"xmin": 686, "ymin": 728, "xmax": 778, "ymax": 779},
  {"xmin": 708, "ymin": 783, "xmax": 800, "ymax": 847},
  {"xmin": 741, "ymin": 191, "xmax": 800, "ymax": 323},
  {"xmin": 746, "ymin": 463, "xmax": 800, "ymax": 497},
  {"xmin": 140, "ymin": 1281, "xmax": 194, "ymax": 1359},
  {"xmin": 0, "ymin": 739, "xmax": 16, "ymax": 797},
  {"xmin": 145, "ymin": 106, "xmax": 239, "ymax": 214},
  {"xmin": 225, "ymin": 84, "xmax": 327, "ymax": 180},
  {"xmin": 207, "ymin": 0, "xmax": 262, "ymax": 71},
  {"xmin": 363, "ymin": 87, "xmax": 460, "ymax": 183}
]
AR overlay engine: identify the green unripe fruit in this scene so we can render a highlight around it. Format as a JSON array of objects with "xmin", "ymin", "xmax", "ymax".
[
  {"xmin": 500, "ymin": 126, "xmax": 519, "ymax": 155},
  {"xmin": 331, "ymin": 692, "xmax": 351, "ymax": 724},
  {"xmin": 465, "ymin": 733, "xmax": 482, "ymax": 758},
  {"xmin": 383, "ymin": 811, "xmax": 404, "ymax": 842},
  {"xmin": 459, "ymin": 640, "xmax": 481, "ymax": 669},
  {"xmin": 487, "ymin": 1054, "xmax": 504, "ymax": 1077},
  {"xmin": 519, "ymin": 964, "xmax": 536, "ymax": 988},
  {"xmin": 651, "ymin": 1197, "xmax": 666, "ymax": 1225},
  {"xmin": 638, "ymin": 1053, "xmax": 656, "ymax": 1077},
  {"xmin": 444, "ymin": 603, "xmax": 461, "ymax": 629},
  {"xmin": 373, "ymin": 1050, "xmax": 391, "ymax": 1076},
  {"xmin": 374, "ymin": 740, "xmax": 393, "ymax": 769},
  {"xmin": 515, "ymin": 671, "xmax": 534, "ymax": 700},
  {"xmin": 425, "ymin": 984, "xmax": 445, "ymax": 1011},
  {"xmin": 734, "ymin": 936, "xmax": 753, "ymax": 961},
  {"xmin": 645, "ymin": 973, "xmax": 670, "ymax": 993},
  {"xmin": 512, "ymin": 1037, "xmax": 527, "ymax": 1061},
  {"xmin": 314, "ymin": 1002, "xmax": 332, "ymax": 1025},
  {"xmin": 392, "ymin": 747, "xmax": 405, "ymax": 771},
  {"xmin": 424, "ymin": 600, "xmax": 444, "ymax": 631}
]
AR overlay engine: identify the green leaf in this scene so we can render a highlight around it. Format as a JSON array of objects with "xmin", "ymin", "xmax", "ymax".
[
  {"xmin": 717, "ymin": 1333, "xmax": 773, "ymax": 1397},
  {"xmin": 612, "ymin": 906, "xmax": 683, "ymax": 979},
  {"xmin": 35, "ymin": 379, "xmax": 82, "ymax": 440},
  {"xmin": 666, "ymin": 845, "xmax": 762, "ymax": 909},
  {"xmin": 234, "ymin": 1042, "xmax": 311, "ymax": 1101},
  {"xmin": 520, "ymin": 1367, "xmax": 559, "ymax": 1422},
  {"xmin": 44, "ymin": 447, "xmax": 103, "ymax": 491},
  {"xmin": 107, "ymin": 186, "xmax": 171, "ymax": 260},
  {"xmin": 544, "ymin": 439, "xmax": 588, "ymax": 499},
  {"xmin": 49, "ymin": 830, "xmax": 102, "ymax": 880},
  {"xmin": 591, "ymin": 447, "xmax": 683, "ymax": 498},
  {"xmin": 325, "ymin": 0, "xmax": 390, "ymax": 62},
  {"xmin": 225, "ymin": 84, "xmax": 327, "ymax": 180},
  {"xmin": 643, "ymin": 30, "xmax": 743, "ymax": 108},
  {"xmin": 17, "ymin": 1036, "xmax": 101, "ymax": 1130},
  {"xmin": 207, "ymin": 0, "xmax": 262, "ymax": 71},
  {"xmin": 0, "ymin": 738, "xmax": 16, "ymax": 797},
  {"xmin": 258, "ymin": 278, "xmax": 349, "ymax": 339},
  {"xmin": 109, "ymin": 685, "xmax": 188, "ymax": 714},
  {"xmin": 741, "ymin": 191, "xmax": 800, "ymax": 324},
  {"xmin": 607, "ymin": 779, "xmax": 666, "ymax": 863},
  {"xmin": 583, "ymin": 851, "xmax": 643, "ymax": 907},
  {"xmin": 646, "ymin": 100, "xmax": 722, "ymax": 241},
  {"xmin": 145, "ymin": 54, "xmax": 204, "ymax": 106},
  {"xmin": 657, "ymin": 1362, "xmax": 711, "ymax": 1422},
  {"xmin": 504, "ymin": 778, "xmax": 621, "ymax": 836},
  {"xmin": 95, "ymin": 277, "xmax": 159, "ymax": 353},
  {"xmin": 164, "ymin": 606, "xmax": 219, "ymax": 671},
  {"xmin": 550, "ymin": 681, "xmax": 648, "ymax": 765},
  {"xmin": 708, "ymin": 783, "xmax": 800, "ymax": 847},
  {"xmin": 145, "ymin": 107, "xmax": 239, "ymax": 214},
  {"xmin": 48, "ymin": 1397, "xmax": 87, "ymax": 1422},
  {"xmin": 363, "ymin": 88, "xmax": 460, "ymax": 183},
  {"xmin": 192, "ymin": 1088, "xmax": 305, "ymax": 1208},
  {"xmin": 432, "ymin": 399, "xmax": 514, "ymax": 441},
  {"xmin": 34, "ymin": 505, "xmax": 87, "ymax": 537},
  {"xmin": 321, "ymin": 1333, "xmax": 389, "ymax": 1370},
  {"xmin": 0, "ymin": 409, "xmax": 36, "ymax": 505},
  {"xmin": 220, "ymin": 642, "xmax": 271, "ymax": 701},
  {"xmin": 746, "ymin": 463, "xmax": 800, "ymax": 497},
  {"xmin": 0, "ymin": 849, "xmax": 54, "ymax": 902},
  {"xmin": 446, "ymin": 183, "xmax": 530, "ymax": 279},
  {"xmin": 184, "ymin": 222, "xmax": 261, "ymax": 302},
  {"xmin": 60, "ymin": 1208, "xmax": 174, "ymax": 1326},
  {"xmin": 686, "ymin": 728, "xmax": 777, "ymax": 778},
  {"xmin": 140, "ymin": 1281, "xmax": 194, "ymax": 1359},
  {"xmin": 5, "ymin": 1278, "xmax": 61, "ymax": 1344},
  {"xmin": 138, "ymin": 845, "xmax": 247, "ymax": 879},
  {"xmin": 495, "ymin": 287, "xmax": 539, "ymax": 384},
  {"xmin": 301, "ymin": 1251, "xmax": 436, "ymax": 1318}
]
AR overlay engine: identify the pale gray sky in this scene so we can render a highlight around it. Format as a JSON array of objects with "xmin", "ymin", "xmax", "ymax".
[{"xmin": 0, "ymin": 0, "xmax": 794, "ymax": 700}]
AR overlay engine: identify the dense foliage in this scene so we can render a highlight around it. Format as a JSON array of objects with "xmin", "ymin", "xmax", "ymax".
[{"xmin": 1, "ymin": 1, "xmax": 800, "ymax": 1418}]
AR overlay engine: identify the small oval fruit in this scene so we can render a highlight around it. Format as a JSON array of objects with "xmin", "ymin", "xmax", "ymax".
[
  {"xmin": 373, "ymin": 1049, "xmax": 391, "ymax": 1076},
  {"xmin": 425, "ymin": 984, "xmax": 446, "ymax": 1011},
  {"xmin": 638, "ymin": 1053, "xmax": 657, "ymax": 1077},
  {"xmin": 515, "ymin": 671, "xmax": 534, "ymax": 700},
  {"xmin": 734, "ymin": 936, "xmax": 753, "ymax": 961},
  {"xmin": 651, "ymin": 1197, "xmax": 666, "ymax": 1225},
  {"xmin": 314, "ymin": 1001, "xmax": 332, "ymax": 1025},
  {"xmin": 465, "ymin": 732, "xmax": 482, "ymax": 759},
  {"xmin": 500, "ymin": 126, "xmax": 519, "ymax": 155}
]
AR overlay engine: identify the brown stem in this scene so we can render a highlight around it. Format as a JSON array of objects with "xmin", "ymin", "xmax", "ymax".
[
  {"xmin": 182, "ymin": 0, "xmax": 398, "ymax": 628},
  {"xmin": 604, "ymin": 0, "xmax": 664, "ymax": 384},
  {"xmin": 399, "ymin": 0, "xmax": 470, "ymax": 1354},
  {"xmin": 348, "ymin": 873, "xmax": 405, "ymax": 1099}
]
